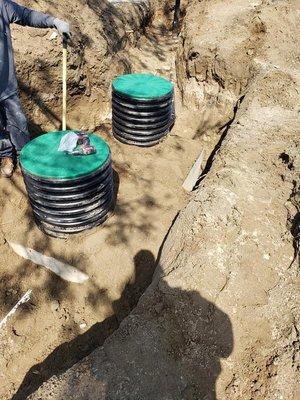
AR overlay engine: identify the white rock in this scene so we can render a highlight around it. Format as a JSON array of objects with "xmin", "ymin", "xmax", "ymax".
[{"xmin": 49, "ymin": 32, "xmax": 59, "ymax": 41}]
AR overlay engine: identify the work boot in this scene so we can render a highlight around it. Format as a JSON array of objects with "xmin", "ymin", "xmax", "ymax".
[{"xmin": 1, "ymin": 157, "xmax": 14, "ymax": 178}]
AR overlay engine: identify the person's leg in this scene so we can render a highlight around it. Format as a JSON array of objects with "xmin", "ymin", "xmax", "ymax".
[
  {"xmin": 0, "ymin": 101, "xmax": 14, "ymax": 159},
  {"xmin": 2, "ymin": 94, "xmax": 30, "ymax": 156}
]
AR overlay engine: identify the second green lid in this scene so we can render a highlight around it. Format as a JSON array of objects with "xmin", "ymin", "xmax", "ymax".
[{"xmin": 112, "ymin": 73, "xmax": 174, "ymax": 100}]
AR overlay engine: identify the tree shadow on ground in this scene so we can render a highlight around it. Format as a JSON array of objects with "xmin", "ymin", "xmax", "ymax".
[
  {"xmin": 13, "ymin": 0, "xmax": 174, "ymax": 137},
  {"xmin": 0, "ymin": 176, "xmax": 81, "ymax": 319},
  {"xmin": 12, "ymin": 250, "xmax": 157, "ymax": 399},
  {"xmin": 19, "ymin": 80, "xmax": 66, "ymax": 137},
  {"xmin": 87, "ymin": 0, "xmax": 150, "ymax": 54}
]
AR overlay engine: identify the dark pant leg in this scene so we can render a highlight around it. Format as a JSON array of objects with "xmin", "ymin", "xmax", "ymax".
[
  {"xmin": 0, "ymin": 100, "xmax": 14, "ymax": 158},
  {"xmin": 0, "ymin": 94, "xmax": 29, "ymax": 157}
]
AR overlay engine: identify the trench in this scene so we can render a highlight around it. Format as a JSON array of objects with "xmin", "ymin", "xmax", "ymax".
[{"xmin": 195, "ymin": 94, "xmax": 245, "ymax": 189}]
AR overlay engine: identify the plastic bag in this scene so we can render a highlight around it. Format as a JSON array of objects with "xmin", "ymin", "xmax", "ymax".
[{"xmin": 58, "ymin": 131, "xmax": 96, "ymax": 155}]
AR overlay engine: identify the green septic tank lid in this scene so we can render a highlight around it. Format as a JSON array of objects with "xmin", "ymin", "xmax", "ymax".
[
  {"xmin": 20, "ymin": 131, "xmax": 110, "ymax": 180},
  {"xmin": 112, "ymin": 73, "xmax": 174, "ymax": 99}
]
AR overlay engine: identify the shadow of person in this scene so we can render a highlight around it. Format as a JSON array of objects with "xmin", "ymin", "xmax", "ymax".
[
  {"xmin": 146, "ymin": 279, "xmax": 233, "ymax": 400},
  {"xmin": 113, "ymin": 250, "xmax": 156, "ymax": 321},
  {"xmin": 20, "ymin": 249, "xmax": 233, "ymax": 399},
  {"xmin": 86, "ymin": 262, "xmax": 233, "ymax": 400}
]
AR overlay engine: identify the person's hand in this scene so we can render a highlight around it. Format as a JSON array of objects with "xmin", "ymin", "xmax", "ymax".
[{"xmin": 53, "ymin": 18, "xmax": 71, "ymax": 42}]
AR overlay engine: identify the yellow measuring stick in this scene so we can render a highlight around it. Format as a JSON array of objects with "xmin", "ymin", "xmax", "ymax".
[{"xmin": 62, "ymin": 39, "xmax": 67, "ymax": 131}]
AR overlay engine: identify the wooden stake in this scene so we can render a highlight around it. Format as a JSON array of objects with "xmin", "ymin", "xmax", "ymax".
[
  {"xmin": 182, "ymin": 149, "xmax": 205, "ymax": 192},
  {"xmin": 8, "ymin": 242, "xmax": 89, "ymax": 284},
  {"xmin": 62, "ymin": 39, "xmax": 67, "ymax": 131}
]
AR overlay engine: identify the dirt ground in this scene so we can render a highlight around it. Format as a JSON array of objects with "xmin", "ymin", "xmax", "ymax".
[
  {"xmin": 0, "ymin": 2, "xmax": 206, "ymax": 398},
  {"xmin": 1, "ymin": 0, "xmax": 300, "ymax": 399},
  {"xmin": 0, "ymin": 133, "xmax": 202, "ymax": 399}
]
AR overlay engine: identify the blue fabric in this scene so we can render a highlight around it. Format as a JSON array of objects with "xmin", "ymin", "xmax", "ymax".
[
  {"xmin": 0, "ymin": 0, "xmax": 55, "ymax": 101},
  {"xmin": 0, "ymin": 94, "xmax": 29, "ymax": 158}
]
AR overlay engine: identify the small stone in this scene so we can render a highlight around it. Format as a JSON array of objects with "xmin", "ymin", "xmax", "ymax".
[
  {"xmin": 49, "ymin": 32, "xmax": 58, "ymax": 41},
  {"xmin": 80, "ymin": 323, "xmax": 87, "ymax": 330},
  {"xmin": 50, "ymin": 300, "xmax": 60, "ymax": 312}
]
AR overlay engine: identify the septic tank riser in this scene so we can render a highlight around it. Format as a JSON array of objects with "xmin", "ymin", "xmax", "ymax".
[
  {"xmin": 20, "ymin": 131, "xmax": 114, "ymax": 238},
  {"xmin": 21, "ymin": 159, "xmax": 114, "ymax": 237},
  {"xmin": 111, "ymin": 74, "xmax": 175, "ymax": 147}
]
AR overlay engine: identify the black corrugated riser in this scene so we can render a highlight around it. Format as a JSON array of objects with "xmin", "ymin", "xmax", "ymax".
[
  {"xmin": 21, "ymin": 156, "xmax": 114, "ymax": 237},
  {"xmin": 112, "ymin": 89, "xmax": 175, "ymax": 147}
]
